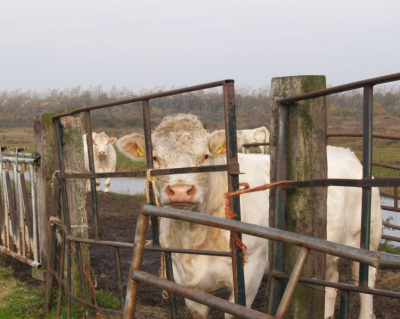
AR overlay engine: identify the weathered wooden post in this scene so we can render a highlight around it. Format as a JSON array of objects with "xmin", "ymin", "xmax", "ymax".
[
  {"xmin": 269, "ymin": 76, "xmax": 327, "ymax": 318},
  {"xmin": 35, "ymin": 111, "xmax": 90, "ymax": 297}
]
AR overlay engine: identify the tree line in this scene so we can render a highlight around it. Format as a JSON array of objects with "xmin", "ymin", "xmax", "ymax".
[{"xmin": 0, "ymin": 84, "xmax": 399, "ymax": 129}]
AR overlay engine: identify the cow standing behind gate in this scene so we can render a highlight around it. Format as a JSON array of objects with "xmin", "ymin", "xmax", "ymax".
[
  {"xmin": 83, "ymin": 132, "xmax": 117, "ymax": 193},
  {"xmin": 117, "ymin": 114, "xmax": 381, "ymax": 319},
  {"xmin": 237, "ymin": 126, "xmax": 270, "ymax": 154}
]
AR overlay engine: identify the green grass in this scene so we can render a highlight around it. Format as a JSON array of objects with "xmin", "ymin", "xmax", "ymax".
[
  {"xmin": 108, "ymin": 192, "xmax": 147, "ymax": 201},
  {"xmin": 378, "ymin": 242, "xmax": 400, "ymax": 255},
  {"xmin": 115, "ymin": 148, "xmax": 147, "ymax": 171},
  {"xmin": 0, "ymin": 253, "xmax": 122, "ymax": 319}
]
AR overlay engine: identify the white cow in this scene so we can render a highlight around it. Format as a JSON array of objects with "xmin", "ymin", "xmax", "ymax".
[
  {"xmin": 83, "ymin": 132, "xmax": 117, "ymax": 193},
  {"xmin": 117, "ymin": 114, "xmax": 382, "ymax": 319},
  {"xmin": 237, "ymin": 126, "xmax": 270, "ymax": 154}
]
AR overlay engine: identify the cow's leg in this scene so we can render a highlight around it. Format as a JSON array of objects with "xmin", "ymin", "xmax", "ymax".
[
  {"xmin": 259, "ymin": 145, "xmax": 265, "ymax": 154},
  {"xmin": 242, "ymin": 146, "xmax": 245, "ymax": 154},
  {"xmin": 104, "ymin": 177, "xmax": 111, "ymax": 193},
  {"xmin": 96, "ymin": 178, "xmax": 101, "ymax": 192},
  {"xmin": 185, "ymin": 299, "xmax": 209, "ymax": 319},
  {"xmin": 325, "ymin": 257, "xmax": 339, "ymax": 319},
  {"xmin": 266, "ymin": 145, "xmax": 269, "ymax": 154},
  {"xmin": 351, "ymin": 261, "xmax": 376, "ymax": 319}
]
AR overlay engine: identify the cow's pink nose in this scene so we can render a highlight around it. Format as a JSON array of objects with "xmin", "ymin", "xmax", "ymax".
[
  {"xmin": 98, "ymin": 151, "xmax": 106, "ymax": 156},
  {"xmin": 165, "ymin": 184, "xmax": 197, "ymax": 202}
]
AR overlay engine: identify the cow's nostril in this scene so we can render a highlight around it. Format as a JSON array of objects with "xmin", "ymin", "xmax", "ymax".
[
  {"xmin": 165, "ymin": 185, "xmax": 175, "ymax": 196},
  {"xmin": 187, "ymin": 185, "xmax": 196, "ymax": 196}
]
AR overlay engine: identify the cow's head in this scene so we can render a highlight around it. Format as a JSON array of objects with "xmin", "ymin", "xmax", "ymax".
[
  {"xmin": 93, "ymin": 132, "xmax": 117, "ymax": 157},
  {"xmin": 117, "ymin": 114, "xmax": 227, "ymax": 212}
]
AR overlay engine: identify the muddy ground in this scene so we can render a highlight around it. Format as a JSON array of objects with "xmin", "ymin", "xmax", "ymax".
[{"xmin": 3, "ymin": 193, "xmax": 400, "ymax": 318}]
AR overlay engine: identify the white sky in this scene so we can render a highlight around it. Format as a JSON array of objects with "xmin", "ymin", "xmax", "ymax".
[{"xmin": 1, "ymin": 0, "xmax": 399, "ymax": 91}]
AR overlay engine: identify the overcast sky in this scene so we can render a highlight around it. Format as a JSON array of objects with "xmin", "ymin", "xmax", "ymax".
[{"xmin": 1, "ymin": 0, "xmax": 399, "ymax": 92}]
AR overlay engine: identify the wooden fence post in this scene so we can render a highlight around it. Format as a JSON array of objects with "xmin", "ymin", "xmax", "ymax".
[
  {"xmin": 35, "ymin": 111, "xmax": 90, "ymax": 298},
  {"xmin": 269, "ymin": 76, "xmax": 327, "ymax": 318}
]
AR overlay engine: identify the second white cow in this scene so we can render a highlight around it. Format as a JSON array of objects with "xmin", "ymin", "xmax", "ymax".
[
  {"xmin": 117, "ymin": 114, "xmax": 381, "ymax": 319},
  {"xmin": 237, "ymin": 126, "xmax": 270, "ymax": 154},
  {"xmin": 83, "ymin": 132, "xmax": 117, "ymax": 193}
]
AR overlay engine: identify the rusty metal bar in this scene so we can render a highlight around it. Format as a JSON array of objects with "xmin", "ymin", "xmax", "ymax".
[
  {"xmin": 165, "ymin": 252, "xmax": 178, "ymax": 319},
  {"xmin": 124, "ymin": 208, "xmax": 149, "ymax": 319},
  {"xmin": 52, "ymin": 80, "xmax": 232, "ymax": 119},
  {"xmin": 141, "ymin": 99, "xmax": 159, "ymax": 246},
  {"xmin": 275, "ymin": 246, "xmax": 310, "ymax": 319},
  {"xmin": 242, "ymin": 142, "xmax": 270, "ymax": 148},
  {"xmin": 113, "ymin": 247, "xmax": 125, "ymax": 310},
  {"xmin": 382, "ymin": 221, "xmax": 400, "ymax": 231},
  {"xmin": 277, "ymin": 72, "xmax": 400, "ymax": 103},
  {"xmin": 20, "ymin": 173, "xmax": 33, "ymax": 238},
  {"xmin": 268, "ymin": 102, "xmax": 288, "ymax": 315},
  {"xmin": 281, "ymin": 178, "xmax": 400, "ymax": 189},
  {"xmin": 83, "ymin": 111, "xmax": 100, "ymax": 240},
  {"xmin": 327, "ymin": 133, "xmax": 400, "ymax": 141},
  {"xmin": 272, "ymin": 272, "xmax": 400, "ymax": 299},
  {"xmin": 0, "ymin": 245, "xmax": 43, "ymax": 268},
  {"xmin": 57, "ymin": 164, "xmax": 231, "ymax": 179},
  {"xmin": 132, "ymin": 271, "xmax": 273, "ymax": 319},
  {"xmin": 381, "ymin": 234, "xmax": 400, "ymax": 243},
  {"xmin": 142, "ymin": 205, "xmax": 400, "ymax": 270},
  {"xmin": 223, "ymin": 81, "xmax": 246, "ymax": 306}
]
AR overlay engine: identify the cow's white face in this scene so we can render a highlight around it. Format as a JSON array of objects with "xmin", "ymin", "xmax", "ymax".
[
  {"xmin": 93, "ymin": 132, "xmax": 117, "ymax": 157},
  {"xmin": 116, "ymin": 114, "xmax": 227, "ymax": 212}
]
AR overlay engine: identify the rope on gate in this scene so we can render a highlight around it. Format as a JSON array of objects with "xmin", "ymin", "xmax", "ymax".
[{"xmin": 224, "ymin": 180, "xmax": 291, "ymax": 264}]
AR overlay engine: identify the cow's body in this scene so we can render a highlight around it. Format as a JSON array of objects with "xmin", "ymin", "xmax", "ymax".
[
  {"xmin": 117, "ymin": 114, "xmax": 381, "ymax": 319},
  {"xmin": 83, "ymin": 132, "xmax": 117, "ymax": 193},
  {"xmin": 237, "ymin": 126, "xmax": 270, "ymax": 154}
]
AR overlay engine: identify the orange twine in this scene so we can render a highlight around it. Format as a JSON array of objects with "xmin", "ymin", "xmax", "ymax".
[{"xmin": 224, "ymin": 180, "xmax": 291, "ymax": 265}]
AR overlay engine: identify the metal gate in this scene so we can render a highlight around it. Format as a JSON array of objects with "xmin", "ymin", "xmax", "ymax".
[
  {"xmin": 44, "ymin": 74, "xmax": 400, "ymax": 319},
  {"xmin": 0, "ymin": 146, "xmax": 42, "ymax": 268}
]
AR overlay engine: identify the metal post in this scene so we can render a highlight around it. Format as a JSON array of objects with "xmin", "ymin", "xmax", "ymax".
[
  {"xmin": 339, "ymin": 290, "xmax": 350, "ymax": 319},
  {"xmin": 360, "ymin": 85, "xmax": 373, "ymax": 286},
  {"xmin": 223, "ymin": 81, "xmax": 246, "ymax": 306},
  {"xmin": 141, "ymin": 100, "xmax": 159, "ymax": 245}
]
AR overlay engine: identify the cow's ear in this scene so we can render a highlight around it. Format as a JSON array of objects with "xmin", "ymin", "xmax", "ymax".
[
  {"xmin": 208, "ymin": 130, "xmax": 226, "ymax": 156},
  {"xmin": 108, "ymin": 137, "xmax": 117, "ymax": 145},
  {"xmin": 116, "ymin": 133, "xmax": 146, "ymax": 161}
]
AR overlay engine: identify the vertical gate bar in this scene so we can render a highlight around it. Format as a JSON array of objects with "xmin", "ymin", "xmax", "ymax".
[
  {"xmin": 113, "ymin": 246, "xmax": 125, "ymax": 310},
  {"xmin": 17, "ymin": 173, "xmax": 26, "ymax": 257},
  {"xmin": 20, "ymin": 173, "xmax": 33, "ymax": 239},
  {"xmin": 13, "ymin": 148, "xmax": 19, "ymax": 218},
  {"xmin": 141, "ymin": 100, "xmax": 159, "ymax": 245},
  {"xmin": 75, "ymin": 242, "xmax": 89, "ymax": 318},
  {"xmin": 66, "ymin": 238, "xmax": 72, "ymax": 319},
  {"xmin": 56, "ymin": 232, "xmax": 67, "ymax": 318},
  {"xmin": 124, "ymin": 208, "xmax": 149, "ymax": 319},
  {"xmin": 30, "ymin": 163, "xmax": 39, "ymax": 264},
  {"xmin": 394, "ymin": 186, "xmax": 398, "ymax": 208},
  {"xmin": 268, "ymin": 102, "xmax": 288, "ymax": 315},
  {"xmin": 275, "ymin": 246, "xmax": 310, "ymax": 319},
  {"xmin": 44, "ymin": 223, "xmax": 57, "ymax": 313},
  {"xmin": 0, "ymin": 151, "xmax": 4, "ymax": 247},
  {"xmin": 5, "ymin": 171, "xmax": 16, "ymax": 249},
  {"xmin": 165, "ymin": 252, "xmax": 178, "ymax": 319},
  {"xmin": 360, "ymin": 85, "xmax": 373, "ymax": 286},
  {"xmin": 223, "ymin": 81, "xmax": 246, "ymax": 306},
  {"xmin": 339, "ymin": 290, "xmax": 350, "ymax": 319},
  {"xmin": 83, "ymin": 111, "xmax": 100, "ymax": 240}
]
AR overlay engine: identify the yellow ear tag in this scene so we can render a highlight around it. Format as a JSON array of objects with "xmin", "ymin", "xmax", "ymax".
[
  {"xmin": 217, "ymin": 145, "xmax": 224, "ymax": 154},
  {"xmin": 137, "ymin": 147, "xmax": 144, "ymax": 157}
]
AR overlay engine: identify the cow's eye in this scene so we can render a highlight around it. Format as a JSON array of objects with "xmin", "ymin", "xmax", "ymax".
[
  {"xmin": 202, "ymin": 154, "xmax": 209, "ymax": 162},
  {"xmin": 153, "ymin": 156, "xmax": 159, "ymax": 163}
]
